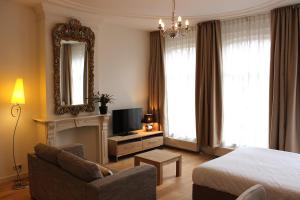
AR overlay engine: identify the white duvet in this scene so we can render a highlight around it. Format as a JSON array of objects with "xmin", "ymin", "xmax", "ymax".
[{"xmin": 192, "ymin": 147, "xmax": 300, "ymax": 200}]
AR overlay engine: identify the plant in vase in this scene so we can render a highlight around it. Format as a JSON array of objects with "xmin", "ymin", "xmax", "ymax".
[{"xmin": 92, "ymin": 92, "xmax": 114, "ymax": 114}]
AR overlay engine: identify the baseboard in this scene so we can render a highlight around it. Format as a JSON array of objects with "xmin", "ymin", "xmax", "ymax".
[
  {"xmin": 0, "ymin": 172, "xmax": 28, "ymax": 184},
  {"xmin": 164, "ymin": 137, "xmax": 234, "ymax": 156},
  {"xmin": 164, "ymin": 137, "xmax": 198, "ymax": 152}
]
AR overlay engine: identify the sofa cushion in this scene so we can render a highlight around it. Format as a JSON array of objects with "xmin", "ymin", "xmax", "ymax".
[
  {"xmin": 34, "ymin": 143, "xmax": 61, "ymax": 165},
  {"xmin": 96, "ymin": 164, "xmax": 113, "ymax": 177},
  {"xmin": 57, "ymin": 150, "xmax": 103, "ymax": 182},
  {"xmin": 59, "ymin": 143, "xmax": 85, "ymax": 159}
]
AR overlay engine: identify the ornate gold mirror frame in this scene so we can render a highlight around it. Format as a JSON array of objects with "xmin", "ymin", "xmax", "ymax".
[{"xmin": 52, "ymin": 19, "xmax": 95, "ymax": 115}]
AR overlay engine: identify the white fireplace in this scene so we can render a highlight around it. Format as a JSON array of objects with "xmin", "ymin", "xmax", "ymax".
[{"xmin": 33, "ymin": 115, "xmax": 110, "ymax": 164}]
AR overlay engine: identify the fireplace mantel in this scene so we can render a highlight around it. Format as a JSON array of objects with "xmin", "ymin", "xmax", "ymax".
[{"xmin": 33, "ymin": 114, "xmax": 110, "ymax": 164}]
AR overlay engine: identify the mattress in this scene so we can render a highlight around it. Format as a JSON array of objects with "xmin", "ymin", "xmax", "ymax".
[{"xmin": 192, "ymin": 147, "xmax": 300, "ymax": 200}]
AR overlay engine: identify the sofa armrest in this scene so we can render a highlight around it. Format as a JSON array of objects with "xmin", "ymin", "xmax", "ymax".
[
  {"xmin": 86, "ymin": 165, "xmax": 157, "ymax": 200},
  {"xmin": 59, "ymin": 143, "xmax": 85, "ymax": 159}
]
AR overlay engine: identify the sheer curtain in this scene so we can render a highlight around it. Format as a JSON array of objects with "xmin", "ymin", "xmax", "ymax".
[
  {"xmin": 164, "ymin": 28, "xmax": 197, "ymax": 142},
  {"xmin": 71, "ymin": 43, "xmax": 86, "ymax": 105},
  {"xmin": 221, "ymin": 14, "xmax": 271, "ymax": 148}
]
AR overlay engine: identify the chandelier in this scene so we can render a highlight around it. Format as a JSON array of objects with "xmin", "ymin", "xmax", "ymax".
[{"xmin": 158, "ymin": 0, "xmax": 190, "ymax": 38}]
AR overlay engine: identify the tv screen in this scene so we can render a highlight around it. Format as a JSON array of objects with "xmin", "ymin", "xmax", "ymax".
[{"xmin": 112, "ymin": 108, "xmax": 143, "ymax": 135}]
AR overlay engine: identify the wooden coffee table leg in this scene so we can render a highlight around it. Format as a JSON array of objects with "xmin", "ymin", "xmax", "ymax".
[
  {"xmin": 176, "ymin": 157, "xmax": 182, "ymax": 177},
  {"xmin": 156, "ymin": 164, "xmax": 163, "ymax": 185},
  {"xmin": 134, "ymin": 157, "xmax": 140, "ymax": 166}
]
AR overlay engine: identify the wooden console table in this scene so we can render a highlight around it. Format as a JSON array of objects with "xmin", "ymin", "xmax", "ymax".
[
  {"xmin": 33, "ymin": 115, "xmax": 110, "ymax": 164},
  {"xmin": 108, "ymin": 130, "xmax": 163, "ymax": 161}
]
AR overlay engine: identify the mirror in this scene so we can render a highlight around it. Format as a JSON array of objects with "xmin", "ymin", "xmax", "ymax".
[
  {"xmin": 53, "ymin": 19, "xmax": 95, "ymax": 115},
  {"xmin": 60, "ymin": 41, "xmax": 88, "ymax": 106}
]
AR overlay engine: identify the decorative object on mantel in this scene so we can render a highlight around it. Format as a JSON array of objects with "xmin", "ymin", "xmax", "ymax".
[
  {"xmin": 142, "ymin": 114, "xmax": 154, "ymax": 131},
  {"xmin": 92, "ymin": 92, "xmax": 114, "ymax": 114},
  {"xmin": 158, "ymin": 0, "xmax": 190, "ymax": 38},
  {"xmin": 10, "ymin": 78, "xmax": 28, "ymax": 189},
  {"xmin": 52, "ymin": 18, "xmax": 95, "ymax": 115}
]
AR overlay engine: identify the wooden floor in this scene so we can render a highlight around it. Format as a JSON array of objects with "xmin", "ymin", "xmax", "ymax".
[{"xmin": 0, "ymin": 147, "xmax": 213, "ymax": 200}]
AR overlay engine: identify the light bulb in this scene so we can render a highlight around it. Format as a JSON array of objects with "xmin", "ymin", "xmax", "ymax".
[
  {"xmin": 159, "ymin": 19, "xmax": 163, "ymax": 25},
  {"xmin": 185, "ymin": 19, "xmax": 189, "ymax": 26},
  {"xmin": 178, "ymin": 16, "xmax": 182, "ymax": 22}
]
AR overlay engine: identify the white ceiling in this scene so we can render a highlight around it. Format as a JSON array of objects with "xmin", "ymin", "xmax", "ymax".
[{"xmin": 17, "ymin": 0, "xmax": 300, "ymax": 30}]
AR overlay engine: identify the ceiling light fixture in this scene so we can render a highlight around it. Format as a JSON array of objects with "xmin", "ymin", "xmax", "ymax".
[{"xmin": 158, "ymin": 0, "xmax": 190, "ymax": 38}]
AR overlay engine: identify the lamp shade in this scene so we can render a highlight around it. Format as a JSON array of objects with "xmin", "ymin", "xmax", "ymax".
[
  {"xmin": 143, "ymin": 114, "xmax": 153, "ymax": 123},
  {"xmin": 11, "ymin": 78, "xmax": 25, "ymax": 104}
]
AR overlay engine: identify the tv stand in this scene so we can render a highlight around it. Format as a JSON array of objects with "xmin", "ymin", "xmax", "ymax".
[
  {"xmin": 108, "ymin": 130, "xmax": 163, "ymax": 161},
  {"xmin": 119, "ymin": 132, "xmax": 137, "ymax": 136}
]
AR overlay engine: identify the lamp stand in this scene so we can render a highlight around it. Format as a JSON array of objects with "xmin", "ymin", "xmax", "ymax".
[{"xmin": 11, "ymin": 104, "xmax": 28, "ymax": 190}]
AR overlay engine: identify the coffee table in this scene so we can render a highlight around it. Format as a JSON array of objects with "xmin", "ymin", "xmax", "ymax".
[{"xmin": 134, "ymin": 149, "xmax": 182, "ymax": 185}]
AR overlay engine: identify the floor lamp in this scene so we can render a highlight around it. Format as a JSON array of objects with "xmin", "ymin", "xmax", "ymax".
[{"xmin": 11, "ymin": 78, "xmax": 27, "ymax": 190}]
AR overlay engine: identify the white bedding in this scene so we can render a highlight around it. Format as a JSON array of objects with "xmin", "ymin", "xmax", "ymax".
[{"xmin": 193, "ymin": 147, "xmax": 300, "ymax": 200}]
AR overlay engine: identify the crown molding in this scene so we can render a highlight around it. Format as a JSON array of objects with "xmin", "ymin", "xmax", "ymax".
[
  {"xmin": 45, "ymin": 0, "xmax": 296, "ymax": 21},
  {"xmin": 36, "ymin": 1, "xmax": 104, "ymax": 30},
  {"xmin": 36, "ymin": 0, "xmax": 299, "ymax": 31}
]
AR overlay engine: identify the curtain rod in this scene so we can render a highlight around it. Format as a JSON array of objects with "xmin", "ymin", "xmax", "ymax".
[{"xmin": 219, "ymin": 11, "xmax": 270, "ymax": 22}]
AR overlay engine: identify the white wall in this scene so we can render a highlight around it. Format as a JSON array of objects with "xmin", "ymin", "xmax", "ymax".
[
  {"xmin": 0, "ymin": 1, "xmax": 40, "ymax": 182},
  {"xmin": 40, "ymin": 3, "xmax": 149, "ymax": 118},
  {"xmin": 0, "ymin": 1, "xmax": 149, "ymax": 179},
  {"xmin": 96, "ymin": 24, "xmax": 149, "ymax": 112},
  {"xmin": 96, "ymin": 24, "xmax": 149, "ymax": 136},
  {"xmin": 38, "ymin": 3, "xmax": 149, "ymax": 161},
  {"xmin": 51, "ymin": 23, "xmax": 149, "ymax": 161}
]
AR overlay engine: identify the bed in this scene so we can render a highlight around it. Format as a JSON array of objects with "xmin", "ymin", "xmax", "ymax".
[{"xmin": 192, "ymin": 147, "xmax": 300, "ymax": 200}]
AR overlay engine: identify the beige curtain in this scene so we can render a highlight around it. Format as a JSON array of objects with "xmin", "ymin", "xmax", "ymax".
[
  {"xmin": 269, "ymin": 5, "xmax": 300, "ymax": 153},
  {"xmin": 62, "ymin": 44, "xmax": 72, "ymax": 105},
  {"xmin": 195, "ymin": 21, "xmax": 223, "ymax": 148},
  {"xmin": 148, "ymin": 31, "xmax": 165, "ymax": 130}
]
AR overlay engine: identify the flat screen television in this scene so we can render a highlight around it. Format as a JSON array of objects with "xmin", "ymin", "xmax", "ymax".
[{"xmin": 112, "ymin": 108, "xmax": 143, "ymax": 136}]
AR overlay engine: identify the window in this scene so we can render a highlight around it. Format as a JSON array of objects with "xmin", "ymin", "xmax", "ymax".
[
  {"xmin": 221, "ymin": 15, "xmax": 271, "ymax": 148},
  {"xmin": 164, "ymin": 28, "xmax": 197, "ymax": 142}
]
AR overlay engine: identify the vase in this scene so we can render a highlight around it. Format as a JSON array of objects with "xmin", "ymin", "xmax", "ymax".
[{"xmin": 99, "ymin": 105, "xmax": 108, "ymax": 114}]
